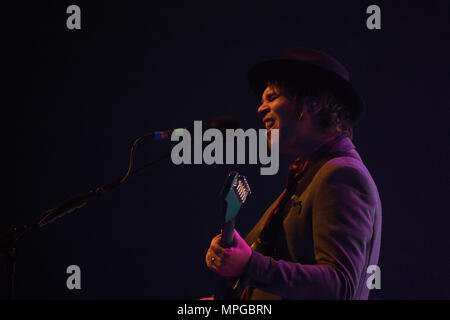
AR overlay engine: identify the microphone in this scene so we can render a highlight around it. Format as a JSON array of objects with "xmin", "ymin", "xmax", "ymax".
[{"xmin": 153, "ymin": 116, "xmax": 240, "ymax": 140}]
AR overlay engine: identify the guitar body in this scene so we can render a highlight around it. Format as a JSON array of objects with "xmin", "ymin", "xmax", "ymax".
[{"xmin": 214, "ymin": 171, "xmax": 251, "ymax": 300}]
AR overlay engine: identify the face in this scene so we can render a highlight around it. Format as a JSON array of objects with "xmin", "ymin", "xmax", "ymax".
[{"xmin": 257, "ymin": 85, "xmax": 302, "ymax": 153}]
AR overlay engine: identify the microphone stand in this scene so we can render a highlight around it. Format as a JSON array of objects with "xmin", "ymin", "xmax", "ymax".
[{"xmin": 0, "ymin": 151, "xmax": 171, "ymax": 300}]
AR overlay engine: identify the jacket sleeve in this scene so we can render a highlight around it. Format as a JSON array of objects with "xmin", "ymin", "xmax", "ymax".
[{"xmin": 241, "ymin": 164, "xmax": 377, "ymax": 299}]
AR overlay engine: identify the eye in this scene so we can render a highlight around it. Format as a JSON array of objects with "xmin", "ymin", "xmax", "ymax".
[{"xmin": 267, "ymin": 94, "xmax": 279, "ymax": 102}]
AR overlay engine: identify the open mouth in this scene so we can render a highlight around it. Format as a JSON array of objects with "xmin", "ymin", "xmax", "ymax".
[
  {"xmin": 263, "ymin": 117, "xmax": 276, "ymax": 130},
  {"xmin": 263, "ymin": 118, "xmax": 278, "ymax": 140}
]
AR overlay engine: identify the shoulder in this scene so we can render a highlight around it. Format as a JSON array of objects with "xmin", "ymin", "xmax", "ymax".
[{"xmin": 312, "ymin": 156, "xmax": 380, "ymax": 201}]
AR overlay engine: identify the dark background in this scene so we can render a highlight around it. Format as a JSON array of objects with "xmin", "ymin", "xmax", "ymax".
[{"xmin": 6, "ymin": 0, "xmax": 450, "ymax": 299}]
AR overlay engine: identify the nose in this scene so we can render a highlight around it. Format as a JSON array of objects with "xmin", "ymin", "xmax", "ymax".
[{"xmin": 257, "ymin": 103, "xmax": 270, "ymax": 118}]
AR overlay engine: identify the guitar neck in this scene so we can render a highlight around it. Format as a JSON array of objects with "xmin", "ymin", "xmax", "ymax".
[
  {"xmin": 220, "ymin": 217, "xmax": 236, "ymax": 248},
  {"xmin": 214, "ymin": 171, "xmax": 251, "ymax": 300}
]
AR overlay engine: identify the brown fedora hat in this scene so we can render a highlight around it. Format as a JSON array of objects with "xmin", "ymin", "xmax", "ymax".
[{"xmin": 248, "ymin": 48, "xmax": 365, "ymax": 125}]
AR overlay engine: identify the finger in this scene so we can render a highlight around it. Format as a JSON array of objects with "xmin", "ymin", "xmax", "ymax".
[
  {"xmin": 207, "ymin": 258, "xmax": 221, "ymax": 274},
  {"xmin": 209, "ymin": 264, "xmax": 220, "ymax": 274},
  {"xmin": 211, "ymin": 241, "xmax": 230, "ymax": 257},
  {"xmin": 211, "ymin": 250, "xmax": 223, "ymax": 265},
  {"xmin": 210, "ymin": 234, "xmax": 222, "ymax": 246},
  {"xmin": 205, "ymin": 251, "xmax": 211, "ymax": 267},
  {"xmin": 209, "ymin": 256, "xmax": 224, "ymax": 275},
  {"xmin": 206, "ymin": 250, "xmax": 212, "ymax": 267},
  {"xmin": 206, "ymin": 249, "xmax": 223, "ymax": 268}
]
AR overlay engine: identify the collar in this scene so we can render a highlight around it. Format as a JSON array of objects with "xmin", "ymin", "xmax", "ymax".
[{"xmin": 287, "ymin": 133, "xmax": 349, "ymax": 186}]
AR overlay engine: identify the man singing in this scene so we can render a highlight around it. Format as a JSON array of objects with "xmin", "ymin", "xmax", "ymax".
[{"xmin": 205, "ymin": 48, "xmax": 382, "ymax": 299}]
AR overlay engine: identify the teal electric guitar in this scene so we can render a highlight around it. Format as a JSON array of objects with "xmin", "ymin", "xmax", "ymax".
[{"xmin": 214, "ymin": 171, "xmax": 251, "ymax": 300}]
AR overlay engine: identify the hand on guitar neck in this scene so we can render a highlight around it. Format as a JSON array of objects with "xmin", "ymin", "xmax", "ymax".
[
  {"xmin": 203, "ymin": 171, "xmax": 252, "ymax": 300},
  {"xmin": 205, "ymin": 229, "xmax": 252, "ymax": 277}
]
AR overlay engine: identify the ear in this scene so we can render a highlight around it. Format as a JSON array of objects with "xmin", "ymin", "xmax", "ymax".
[{"xmin": 305, "ymin": 96, "xmax": 323, "ymax": 115}]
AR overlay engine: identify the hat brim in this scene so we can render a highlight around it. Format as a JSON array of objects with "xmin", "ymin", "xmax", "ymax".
[{"xmin": 248, "ymin": 59, "xmax": 365, "ymax": 125}]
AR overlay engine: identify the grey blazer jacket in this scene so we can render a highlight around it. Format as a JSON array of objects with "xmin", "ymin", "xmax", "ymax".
[{"xmin": 241, "ymin": 137, "xmax": 382, "ymax": 300}]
